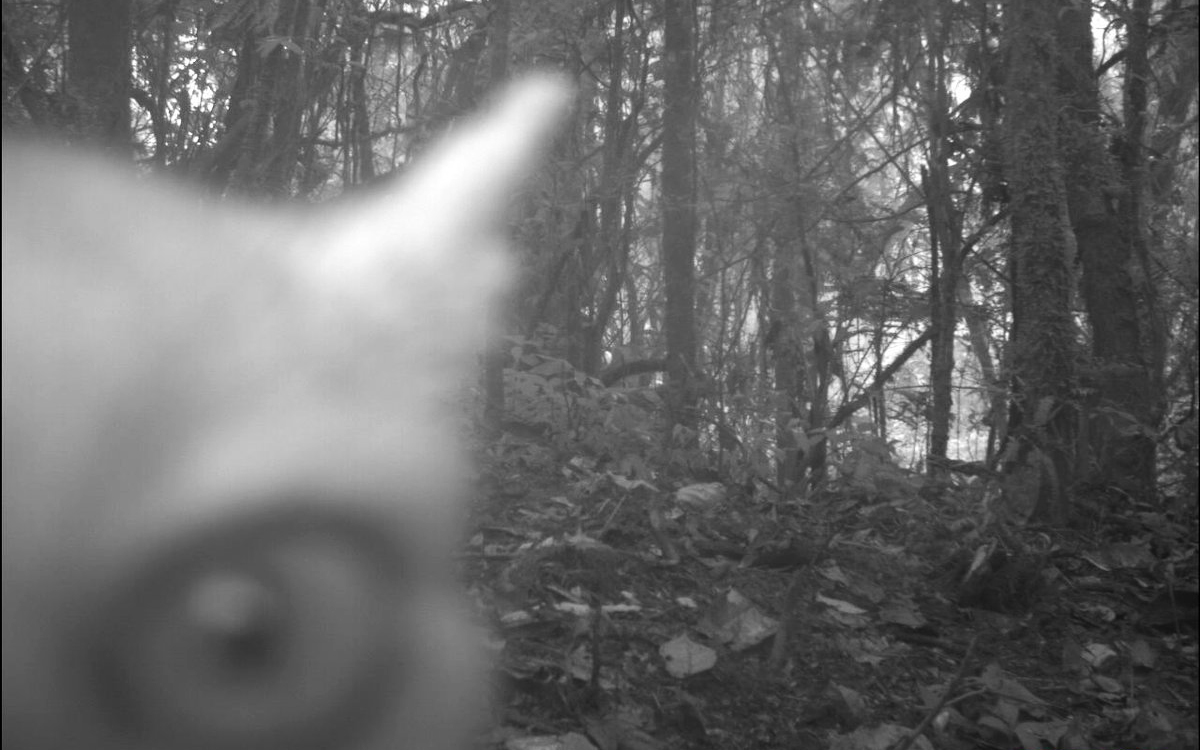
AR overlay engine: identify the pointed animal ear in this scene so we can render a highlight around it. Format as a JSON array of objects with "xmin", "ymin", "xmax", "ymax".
[{"xmin": 299, "ymin": 75, "xmax": 571, "ymax": 358}]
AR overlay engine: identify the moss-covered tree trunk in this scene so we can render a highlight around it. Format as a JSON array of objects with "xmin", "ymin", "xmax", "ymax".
[
  {"xmin": 1000, "ymin": 0, "xmax": 1080, "ymax": 524},
  {"xmin": 1055, "ymin": 0, "xmax": 1158, "ymax": 500}
]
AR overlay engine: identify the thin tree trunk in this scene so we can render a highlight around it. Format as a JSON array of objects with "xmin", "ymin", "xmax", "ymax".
[
  {"xmin": 923, "ymin": 6, "xmax": 964, "ymax": 476},
  {"xmin": 661, "ymin": 0, "xmax": 698, "ymax": 431},
  {"xmin": 481, "ymin": 0, "xmax": 511, "ymax": 436}
]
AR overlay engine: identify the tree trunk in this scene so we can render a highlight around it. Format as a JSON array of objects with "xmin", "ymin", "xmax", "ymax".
[
  {"xmin": 345, "ymin": 1, "xmax": 376, "ymax": 186},
  {"xmin": 1000, "ymin": 0, "xmax": 1080, "ymax": 524},
  {"xmin": 65, "ymin": 0, "xmax": 132, "ymax": 151},
  {"xmin": 481, "ymin": 0, "xmax": 511, "ymax": 436},
  {"xmin": 1055, "ymin": 0, "xmax": 1158, "ymax": 498},
  {"xmin": 584, "ymin": 0, "xmax": 633, "ymax": 377},
  {"xmin": 923, "ymin": 7, "xmax": 964, "ymax": 476},
  {"xmin": 661, "ymin": 0, "xmax": 698, "ymax": 431}
]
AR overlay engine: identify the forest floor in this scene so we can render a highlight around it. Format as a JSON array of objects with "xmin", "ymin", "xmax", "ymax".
[{"xmin": 465, "ymin": 454, "xmax": 1199, "ymax": 750}]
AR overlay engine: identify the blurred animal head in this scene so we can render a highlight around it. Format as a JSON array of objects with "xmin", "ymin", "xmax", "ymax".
[{"xmin": 2, "ymin": 77, "xmax": 568, "ymax": 750}]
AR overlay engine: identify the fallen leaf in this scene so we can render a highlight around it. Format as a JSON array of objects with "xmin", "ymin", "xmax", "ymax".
[{"xmin": 659, "ymin": 635, "xmax": 717, "ymax": 678}]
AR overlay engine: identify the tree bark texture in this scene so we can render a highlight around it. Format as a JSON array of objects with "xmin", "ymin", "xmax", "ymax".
[
  {"xmin": 1001, "ymin": 0, "xmax": 1080, "ymax": 523},
  {"xmin": 661, "ymin": 0, "xmax": 699, "ymax": 430},
  {"xmin": 1056, "ymin": 0, "xmax": 1158, "ymax": 498}
]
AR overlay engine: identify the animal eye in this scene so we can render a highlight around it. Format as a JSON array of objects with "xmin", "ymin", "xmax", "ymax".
[{"xmin": 86, "ymin": 512, "xmax": 406, "ymax": 750}]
